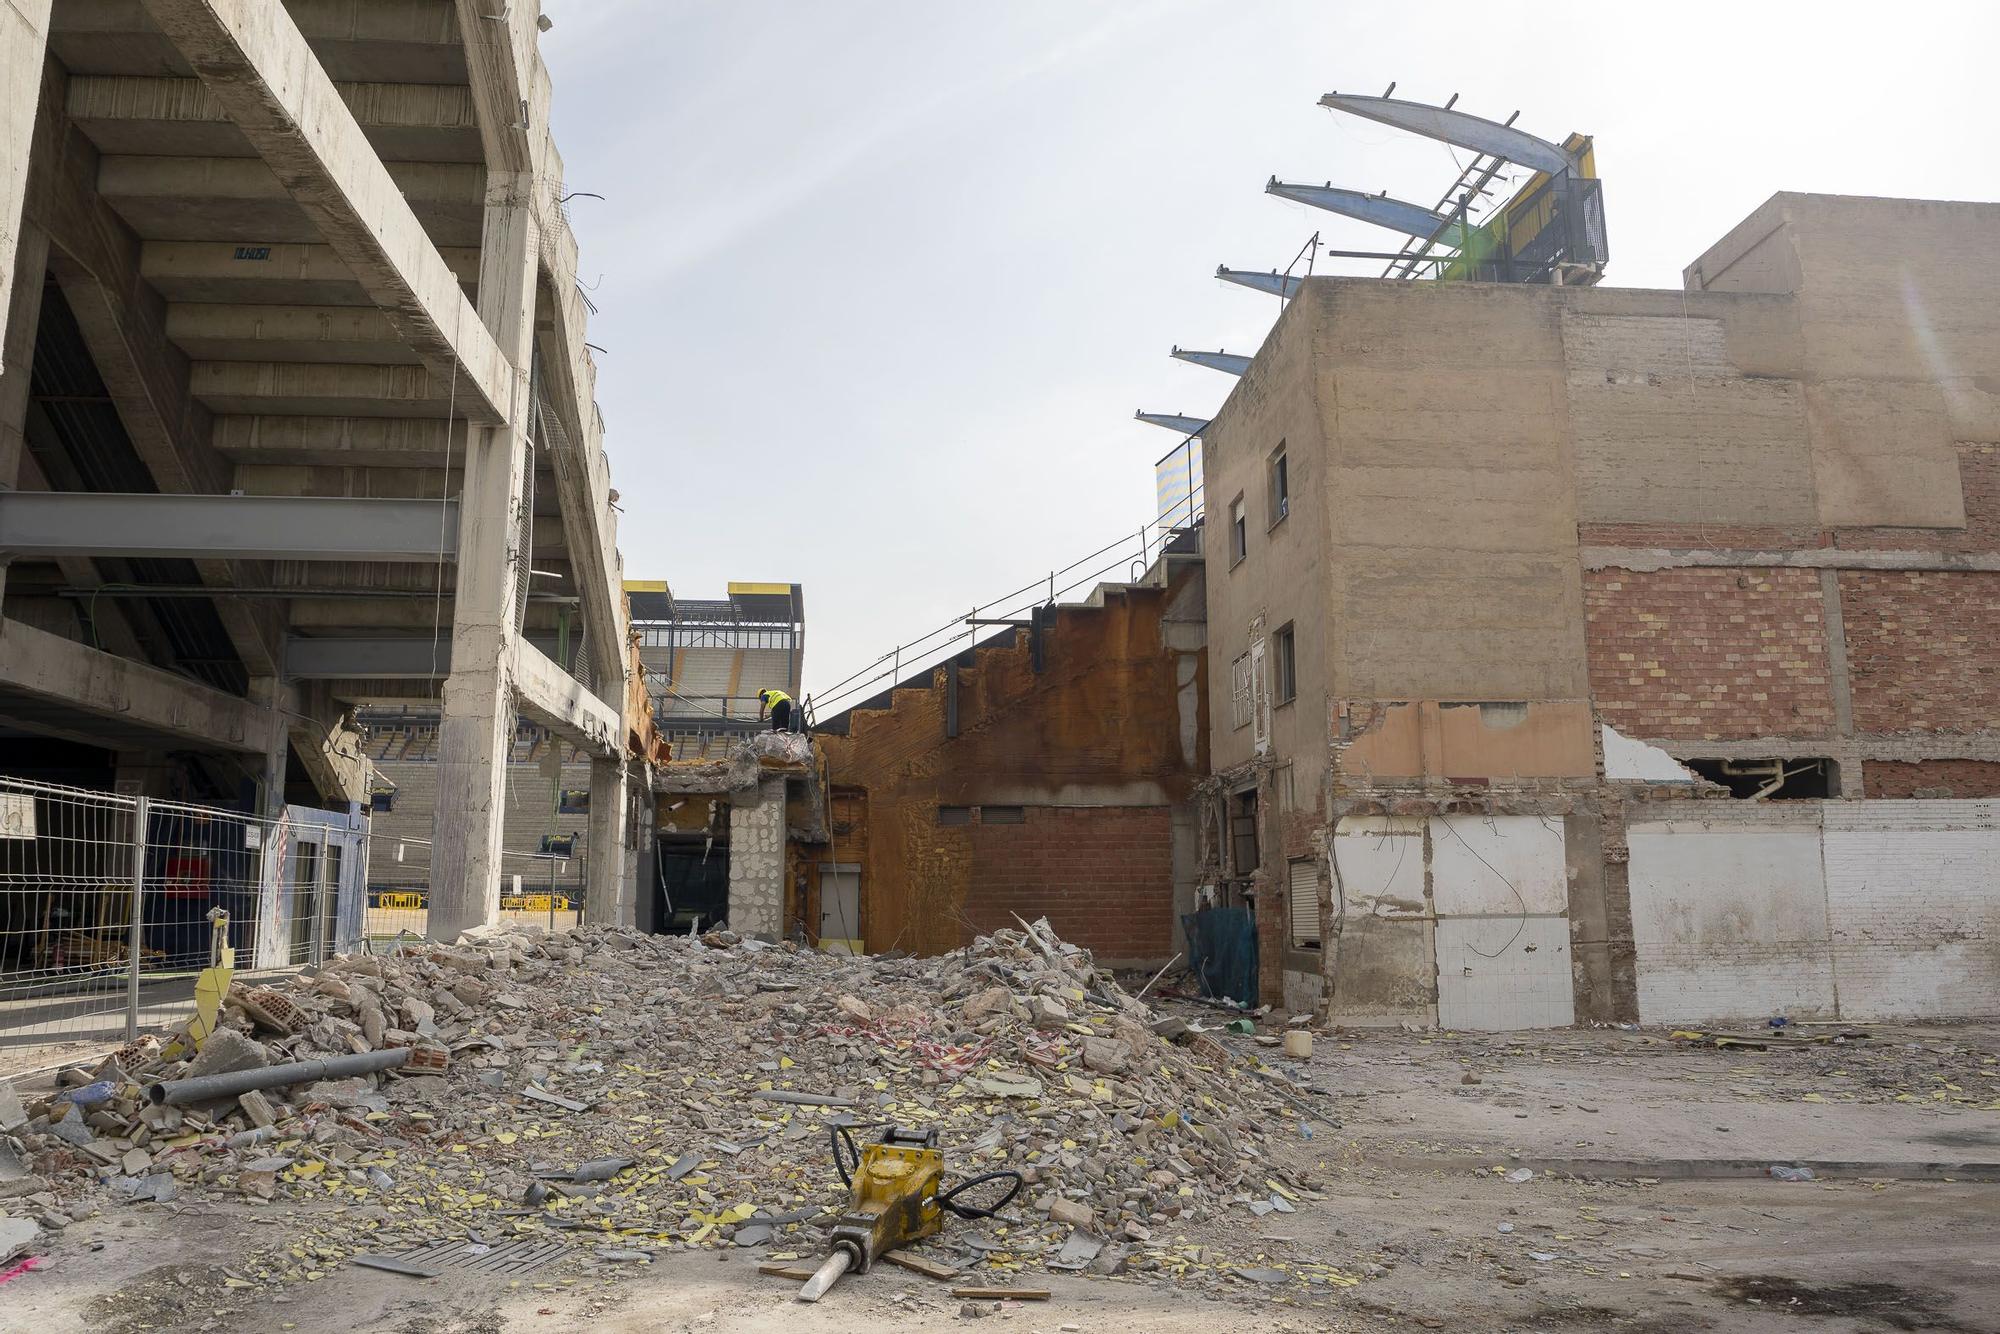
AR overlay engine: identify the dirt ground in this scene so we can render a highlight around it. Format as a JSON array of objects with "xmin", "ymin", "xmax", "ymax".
[{"xmin": 8, "ymin": 1017, "xmax": 1998, "ymax": 1333}]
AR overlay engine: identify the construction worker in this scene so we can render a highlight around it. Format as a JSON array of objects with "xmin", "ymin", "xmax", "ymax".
[{"xmin": 758, "ymin": 688, "xmax": 795, "ymax": 733}]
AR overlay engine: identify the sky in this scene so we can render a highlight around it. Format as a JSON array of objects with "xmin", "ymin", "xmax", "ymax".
[{"xmin": 538, "ymin": 0, "xmax": 1998, "ymax": 709}]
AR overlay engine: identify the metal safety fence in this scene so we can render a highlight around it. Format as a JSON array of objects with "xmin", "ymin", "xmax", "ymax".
[
  {"xmin": 361, "ymin": 827, "xmax": 586, "ymax": 943},
  {"xmin": 0, "ymin": 776, "xmax": 369, "ymax": 1068},
  {"xmin": 0, "ymin": 775, "xmax": 596, "ymax": 1074}
]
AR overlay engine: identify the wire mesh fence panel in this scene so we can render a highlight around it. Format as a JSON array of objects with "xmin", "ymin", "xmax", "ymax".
[
  {"xmin": 0, "ymin": 778, "xmax": 142, "ymax": 1055},
  {"xmin": 3, "ymin": 770, "xmax": 589, "ymax": 1072},
  {"xmin": 356, "ymin": 832, "xmax": 586, "ymax": 945}
]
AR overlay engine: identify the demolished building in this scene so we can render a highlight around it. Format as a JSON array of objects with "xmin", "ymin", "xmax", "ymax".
[
  {"xmin": 0, "ymin": 0, "xmax": 645, "ymax": 950},
  {"xmin": 1202, "ymin": 193, "xmax": 2000, "ymax": 1026}
]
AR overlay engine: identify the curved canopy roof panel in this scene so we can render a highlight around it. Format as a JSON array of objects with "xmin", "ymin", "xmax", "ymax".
[{"xmin": 1317, "ymin": 92, "xmax": 1577, "ymax": 176}]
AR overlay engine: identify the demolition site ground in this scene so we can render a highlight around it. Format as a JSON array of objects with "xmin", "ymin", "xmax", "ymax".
[{"xmin": 3, "ymin": 926, "xmax": 1996, "ymax": 1334}]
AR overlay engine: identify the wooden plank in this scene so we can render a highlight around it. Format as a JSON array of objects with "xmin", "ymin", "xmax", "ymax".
[
  {"xmin": 758, "ymin": 1263, "xmax": 818, "ymax": 1281},
  {"xmin": 883, "ymin": 1250, "xmax": 960, "ymax": 1281}
]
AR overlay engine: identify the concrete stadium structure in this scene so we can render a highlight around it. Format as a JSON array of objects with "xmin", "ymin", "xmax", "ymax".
[{"xmin": 0, "ymin": 0, "xmax": 641, "ymax": 933}]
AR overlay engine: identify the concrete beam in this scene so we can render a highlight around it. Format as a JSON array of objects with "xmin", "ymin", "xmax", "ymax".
[
  {"xmin": 0, "ymin": 491, "xmax": 458, "ymax": 561},
  {"xmin": 0, "ymin": 614, "xmax": 275, "ymax": 752},
  {"xmin": 513, "ymin": 638, "xmax": 619, "ymax": 757},
  {"xmin": 142, "ymin": 241, "xmax": 479, "ymax": 307},
  {"xmin": 51, "ymin": 0, "xmax": 466, "ymax": 84},
  {"xmin": 213, "ymin": 414, "xmax": 462, "ymax": 466},
  {"xmin": 134, "ymin": 0, "xmax": 514, "ymax": 424},
  {"xmin": 284, "ymin": 633, "xmax": 559, "ymax": 679},
  {"xmin": 67, "ymin": 75, "xmax": 482, "ymax": 162},
  {"xmin": 96, "ymin": 154, "xmax": 484, "ymax": 247},
  {"xmin": 166, "ymin": 302, "xmax": 418, "ymax": 364},
  {"xmin": 189, "ymin": 360, "xmax": 456, "ymax": 416}
]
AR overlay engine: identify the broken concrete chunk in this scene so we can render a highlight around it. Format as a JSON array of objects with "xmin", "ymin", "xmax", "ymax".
[
  {"xmin": 1081, "ymin": 1037, "xmax": 1129, "ymax": 1075},
  {"xmin": 1030, "ymin": 996, "xmax": 1069, "ymax": 1029},
  {"xmin": 237, "ymin": 1090, "xmax": 277, "ymax": 1129},
  {"xmin": 1047, "ymin": 1198, "xmax": 1094, "ymax": 1228},
  {"xmin": 835, "ymin": 994, "xmax": 874, "ymax": 1023},
  {"xmin": 0, "ymin": 1084, "xmax": 27, "ymax": 1134},
  {"xmin": 183, "ymin": 1028, "xmax": 269, "ymax": 1082},
  {"xmin": 0, "ymin": 1216, "xmax": 39, "ymax": 1263}
]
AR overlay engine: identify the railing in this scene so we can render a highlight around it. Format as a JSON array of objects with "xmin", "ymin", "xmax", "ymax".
[{"xmin": 808, "ymin": 515, "xmax": 1201, "ymax": 721}]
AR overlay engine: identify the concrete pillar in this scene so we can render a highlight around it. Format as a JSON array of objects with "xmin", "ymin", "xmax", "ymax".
[
  {"xmin": 0, "ymin": 0, "xmax": 50, "ymax": 345},
  {"xmin": 584, "ymin": 753, "xmax": 629, "ymax": 926},
  {"xmin": 246, "ymin": 678, "xmax": 288, "ymax": 820},
  {"xmin": 726, "ymin": 777, "xmax": 787, "ymax": 940},
  {"xmin": 0, "ymin": 216, "xmax": 47, "ymax": 612},
  {"xmin": 429, "ymin": 171, "xmax": 538, "ymax": 943}
]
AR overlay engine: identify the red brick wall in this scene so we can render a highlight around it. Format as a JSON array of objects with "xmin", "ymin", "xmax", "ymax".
[
  {"xmin": 1579, "ymin": 523, "xmax": 1819, "ymax": 550},
  {"xmin": 1584, "ymin": 568, "xmax": 1836, "ymax": 740},
  {"xmin": 965, "ymin": 805, "xmax": 1172, "ymax": 961},
  {"xmin": 1863, "ymin": 761, "xmax": 2000, "ymax": 799},
  {"xmin": 1841, "ymin": 570, "xmax": 2000, "ymax": 732}
]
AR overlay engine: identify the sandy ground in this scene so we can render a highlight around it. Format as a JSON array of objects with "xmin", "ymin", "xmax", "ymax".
[{"xmin": 8, "ymin": 1018, "xmax": 1999, "ymax": 1333}]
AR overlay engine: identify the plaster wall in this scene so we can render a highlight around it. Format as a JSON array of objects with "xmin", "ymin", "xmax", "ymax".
[{"xmin": 1627, "ymin": 801, "xmax": 2000, "ymax": 1023}]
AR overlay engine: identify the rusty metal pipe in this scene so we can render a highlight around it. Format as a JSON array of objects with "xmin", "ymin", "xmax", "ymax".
[{"xmin": 148, "ymin": 1047, "xmax": 410, "ymax": 1106}]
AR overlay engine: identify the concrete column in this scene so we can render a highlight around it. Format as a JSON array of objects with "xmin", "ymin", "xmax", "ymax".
[
  {"xmin": 0, "ymin": 221, "xmax": 46, "ymax": 612},
  {"xmin": 0, "ymin": 0, "xmax": 51, "ymax": 344},
  {"xmin": 726, "ymin": 777, "xmax": 787, "ymax": 940},
  {"xmin": 584, "ymin": 753, "xmax": 629, "ymax": 926},
  {"xmin": 249, "ymin": 677, "xmax": 288, "ymax": 820},
  {"xmin": 429, "ymin": 171, "xmax": 538, "ymax": 943}
]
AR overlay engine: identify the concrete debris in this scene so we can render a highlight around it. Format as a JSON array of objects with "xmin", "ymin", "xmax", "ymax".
[
  {"xmin": 0, "ymin": 916, "xmax": 1324, "ymax": 1296},
  {"xmin": 0, "ymin": 1216, "xmax": 38, "ymax": 1264}
]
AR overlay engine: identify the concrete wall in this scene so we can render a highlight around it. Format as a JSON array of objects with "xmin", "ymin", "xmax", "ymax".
[
  {"xmin": 810, "ymin": 573, "xmax": 1204, "ymax": 965},
  {"xmin": 1627, "ymin": 800, "xmax": 2000, "ymax": 1023}
]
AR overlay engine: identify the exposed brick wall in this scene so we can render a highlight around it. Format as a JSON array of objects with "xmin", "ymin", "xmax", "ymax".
[
  {"xmin": 965, "ymin": 806, "xmax": 1172, "ymax": 961},
  {"xmin": 1584, "ymin": 568, "xmax": 1836, "ymax": 740},
  {"xmin": 1864, "ymin": 761, "xmax": 2000, "ymax": 799},
  {"xmin": 1841, "ymin": 570, "xmax": 2000, "ymax": 732},
  {"xmin": 1579, "ymin": 523, "xmax": 1820, "ymax": 551}
]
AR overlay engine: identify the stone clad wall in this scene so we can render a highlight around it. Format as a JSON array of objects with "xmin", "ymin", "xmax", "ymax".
[{"xmin": 726, "ymin": 776, "xmax": 786, "ymax": 938}]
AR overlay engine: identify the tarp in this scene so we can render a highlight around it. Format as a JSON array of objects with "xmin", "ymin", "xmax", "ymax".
[{"xmin": 1182, "ymin": 906, "xmax": 1258, "ymax": 1006}]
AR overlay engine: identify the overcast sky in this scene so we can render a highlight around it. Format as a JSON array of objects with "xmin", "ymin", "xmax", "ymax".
[{"xmin": 539, "ymin": 0, "xmax": 1996, "ymax": 707}]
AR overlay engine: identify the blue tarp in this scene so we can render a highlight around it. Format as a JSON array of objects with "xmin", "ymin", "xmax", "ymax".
[{"xmin": 1182, "ymin": 906, "xmax": 1258, "ymax": 1006}]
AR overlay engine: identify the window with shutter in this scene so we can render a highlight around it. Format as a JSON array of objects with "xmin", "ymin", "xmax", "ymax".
[
  {"xmin": 1230, "ymin": 653, "xmax": 1251, "ymax": 729},
  {"xmin": 1250, "ymin": 638, "xmax": 1270, "ymax": 755},
  {"xmin": 1288, "ymin": 858, "xmax": 1321, "ymax": 949}
]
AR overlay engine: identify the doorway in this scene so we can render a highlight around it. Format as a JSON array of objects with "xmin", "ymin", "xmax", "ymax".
[{"xmin": 818, "ymin": 863, "xmax": 861, "ymax": 954}]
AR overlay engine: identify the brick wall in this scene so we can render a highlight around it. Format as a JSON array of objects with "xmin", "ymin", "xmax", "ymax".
[
  {"xmin": 963, "ymin": 806, "xmax": 1172, "ymax": 962},
  {"xmin": 1863, "ymin": 760, "xmax": 2000, "ymax": 799},
  {"xmin": 1840, "ymin": 570, "xmax": 2000, "ymax": 732},
  {"xmin": 1584, "ymin": 567, "xmax": 1836, "ymax": 740}
]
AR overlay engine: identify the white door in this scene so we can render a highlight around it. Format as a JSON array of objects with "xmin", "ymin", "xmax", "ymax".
[{"xmin": 818, "ymin": 864, "xmax": 861, "ymax": 954}]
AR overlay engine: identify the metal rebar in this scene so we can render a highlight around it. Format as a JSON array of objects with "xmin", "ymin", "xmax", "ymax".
[{"xmin": 149, "ymin": 1046, "xmax": 411, "ymax": 1105}]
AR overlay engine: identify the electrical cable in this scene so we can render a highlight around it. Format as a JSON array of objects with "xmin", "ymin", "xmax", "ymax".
[{"xmin": 1438, "ymin": 814, "xmax": 1530, "ymax": 959}]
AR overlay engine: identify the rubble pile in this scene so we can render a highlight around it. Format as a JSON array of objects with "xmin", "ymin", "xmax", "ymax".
[{"xmin": 2, "ymin": 918, "xmax": 1341, "ymax": 1292}]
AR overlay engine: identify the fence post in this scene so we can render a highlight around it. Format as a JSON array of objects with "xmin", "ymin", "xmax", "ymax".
[
  {"xmin": 125, "ymin": 795, "xmax": 149, "ymax": 1042},
  {"xmin": 312, "ymin": 839, "xmax": 329, "ymax": 966}
]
